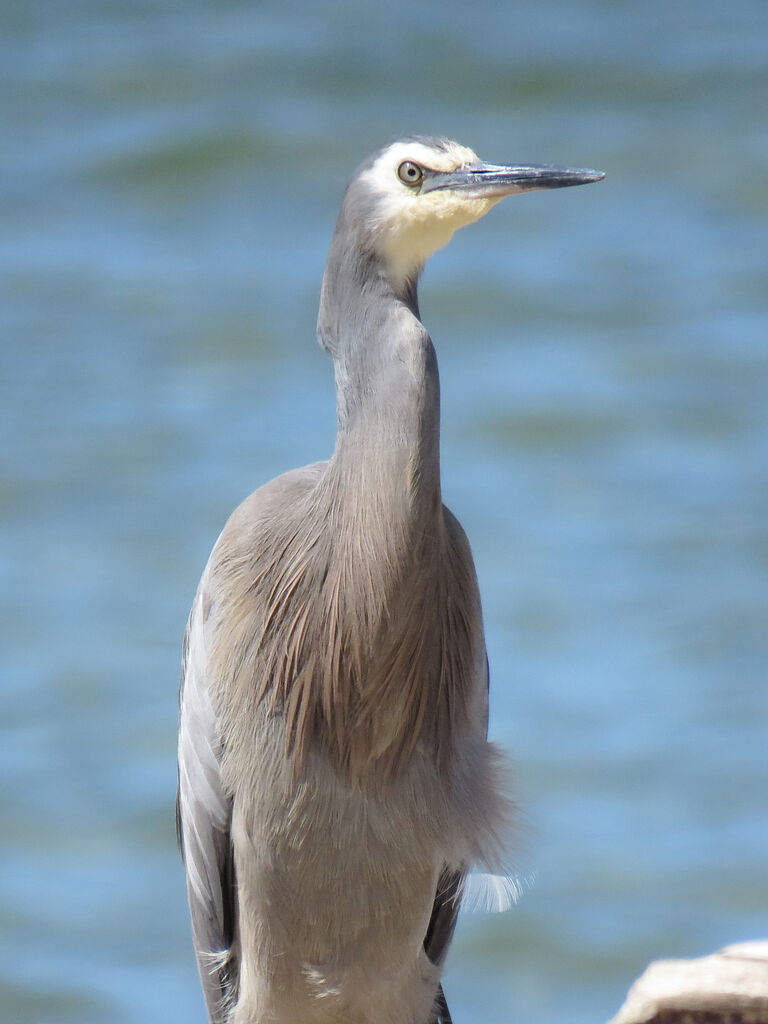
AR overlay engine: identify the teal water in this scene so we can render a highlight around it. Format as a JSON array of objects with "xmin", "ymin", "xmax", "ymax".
[{"xmin": 2, "ymin": 2, "xmax": 767, "ymax": 1022}]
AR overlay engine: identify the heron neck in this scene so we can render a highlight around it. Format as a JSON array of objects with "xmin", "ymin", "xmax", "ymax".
[
  {"xmin": 282, "ymin": 252, "xmax": 461, "ymax": 778},
  {"xmin": 326, "ymin": 279, "xmax": 442, "ymax": 530}
]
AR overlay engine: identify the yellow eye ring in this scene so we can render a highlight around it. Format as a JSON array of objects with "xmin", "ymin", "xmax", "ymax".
[{"xmin": 397, "ymin": 161, "xmax": 424, "ymax": 187}]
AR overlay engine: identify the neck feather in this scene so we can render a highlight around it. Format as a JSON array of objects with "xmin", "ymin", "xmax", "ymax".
[{"xmin": 251, "ymin": 234, "xmax": 476, "ymax": 781}]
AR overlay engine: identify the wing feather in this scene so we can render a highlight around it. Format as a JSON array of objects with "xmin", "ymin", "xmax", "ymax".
[
  {"xmin": 177, "ymin": 589, "xmax": 236, "ymax": 1023},
  {"xmin": 423, "ymin": 652, "xmax": 491, "ymax": 1023}
]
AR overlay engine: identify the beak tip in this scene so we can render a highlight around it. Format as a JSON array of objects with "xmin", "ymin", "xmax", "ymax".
[{"xmin": 573, "ymin": 168, "xmax": 605, "ymax": 185}]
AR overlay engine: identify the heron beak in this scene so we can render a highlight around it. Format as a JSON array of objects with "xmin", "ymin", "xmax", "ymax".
[{"xmin": 422, "ymin": 161, "xmax": 605, "ymax": 198}]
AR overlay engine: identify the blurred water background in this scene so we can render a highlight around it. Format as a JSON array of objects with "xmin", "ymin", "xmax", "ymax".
[{"xmin": 2, "ymin": 1, "xmax": 767, "ymax": 1021}]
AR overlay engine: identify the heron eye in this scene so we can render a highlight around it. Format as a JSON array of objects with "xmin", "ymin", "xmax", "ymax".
[{"xmin": 397, "ymin": 161, "xmax": 424, "ymax": 187}]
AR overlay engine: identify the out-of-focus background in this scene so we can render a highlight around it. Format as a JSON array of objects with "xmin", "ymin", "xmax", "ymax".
[{"xmin": 2, "ymin": 1, "xmax": 767, "ymax": 1021}]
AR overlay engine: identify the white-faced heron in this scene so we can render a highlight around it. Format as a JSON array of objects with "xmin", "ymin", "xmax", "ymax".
[{"xmin": 177, "ymin": 136, "xmax": 604, "ymax": 1024}]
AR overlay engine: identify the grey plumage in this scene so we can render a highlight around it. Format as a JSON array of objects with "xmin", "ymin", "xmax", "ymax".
[{"xmin": 177, "ymin": 136, "xmax": 603, "ymax": 1024}]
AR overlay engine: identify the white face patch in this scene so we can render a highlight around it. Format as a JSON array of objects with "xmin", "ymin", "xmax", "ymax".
[{"xmin": 357, "ymin": 140, "xmax": 504, "ymax": 286}]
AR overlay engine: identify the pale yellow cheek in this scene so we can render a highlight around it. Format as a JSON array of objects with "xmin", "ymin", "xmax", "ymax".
[
  {"xmin": 415, "ymin": 193, "xmax": 500, "ymax": 232},
  {"xmin": 379, "ymin": 194, "xmax": 500, "ymax": 283}
]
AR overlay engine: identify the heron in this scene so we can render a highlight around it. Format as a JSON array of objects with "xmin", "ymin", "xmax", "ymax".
[{"xmin": 177, "ymin": 136, "xmax": 604, "ymax": 1024}]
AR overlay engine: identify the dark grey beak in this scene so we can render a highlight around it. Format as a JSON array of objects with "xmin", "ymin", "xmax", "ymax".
[{"xmin": 422, "ymin": 161, "xmax": 605, "ymax": 198}]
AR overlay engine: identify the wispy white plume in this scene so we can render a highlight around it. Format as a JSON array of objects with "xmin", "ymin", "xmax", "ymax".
[{"xmin": 460, "ymin": 871, "xmax": 536, "ymax": 914}]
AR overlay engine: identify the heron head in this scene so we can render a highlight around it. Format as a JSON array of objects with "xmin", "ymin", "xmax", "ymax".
[{"xmin": 345, "ymin": 136, "xmax": 604, "ymax": 288}]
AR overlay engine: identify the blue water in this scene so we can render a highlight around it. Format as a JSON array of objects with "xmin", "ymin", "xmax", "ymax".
[{"xmin": 2, "ymin": 2, "xmax": 767, "ymax": 1021}]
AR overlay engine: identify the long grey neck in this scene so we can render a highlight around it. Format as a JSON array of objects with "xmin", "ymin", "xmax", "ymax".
[
  {"xmin": 317, "ymin": 223, "xmax": 442, "ymax": 532},
  {"xmin": 274, "ymin": 220, "xmax": 464, "ymax": 779}
]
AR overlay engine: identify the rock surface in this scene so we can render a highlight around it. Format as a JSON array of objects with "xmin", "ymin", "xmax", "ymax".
[{"xmin": 608, "ymin": 941, "xmax": 768, "ymax": 1024}]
